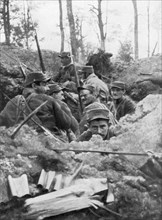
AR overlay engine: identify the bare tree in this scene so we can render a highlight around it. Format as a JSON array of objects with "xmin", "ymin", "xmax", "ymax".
[
  {"xmin": 147, "ymin": 0, "xmax": 150, "ymax": 57},
  {"xmin": 132, "ymin": 0, "xmax": 139, "ymax": 60},
  {"xmin": 151, "ymin": 2, "xmax": 161, "ymax": 54},
  {"xmin": 66, "ymin": 0, "xmax": 78, "ymax": 61},
  {"xmin": 75, "ymin": 14, "xmax": 86, "ymax": 62},
  {"xmin": 90, "ymin": 0, "xmax": 107, "ymax": 50},
  {"xmin": 1, "ymin": 0, "xmax": 11, "ymax": 44},
  {"xmin": 58, "ymin": 0, "xmax": 64, "ymax": 52}
]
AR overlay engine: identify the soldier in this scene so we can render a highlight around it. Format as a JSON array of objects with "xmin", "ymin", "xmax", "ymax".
[
  {"xmin": 23, "ymin": 72, "xmax": 73, "ymax": 139},
  {"xmin": 0, "ymin": 72, "xmax": 51, "ymax": 128},
  {"xmin": 54, "ymin": 52, "xmax": 77, "ymax": 92},
  {"xmin": 78, "ymin": 65, "xmax": 109, "ymax": 98},
  {"xmin": 77, "ymin": 102, "xmax": 114, "ymax": 142},
  {"xmin": 78, "ymin": 84, "xmax": 100, "ymax": 133},
  {"xmin": 79, "ymin": 84, "xmax": 99, "ymax": 109},
  {"xmin": 48, "ymin": 83, "xmax": 79, "ymax": 137},
  {"xmin": 110, "ymin": 81, "xmax": 136, "ymax": 121}
]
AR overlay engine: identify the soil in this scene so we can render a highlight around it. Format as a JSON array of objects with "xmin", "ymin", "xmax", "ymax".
[{"xmin": 0, "ymin": 44, "xmax": 162, "ymax": 219}]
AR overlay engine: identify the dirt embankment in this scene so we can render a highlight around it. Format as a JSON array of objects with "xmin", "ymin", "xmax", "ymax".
[
  {"xmin": 0, "ymin": 44, "xmax": 162, "ymax": 219},
  {"xmin": 0, "ymin": 44, "xmax": 162, "ymax": 111},
  {"xmin": 0, "ymin": 44, "xmax": 60, "ymax": 111},
  {"xmin": 0, "ymin": 94, "xmax": 162, "ymax": 220}
]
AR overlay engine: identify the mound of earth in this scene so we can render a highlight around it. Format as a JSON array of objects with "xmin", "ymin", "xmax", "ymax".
[
  {"xmin": 0, "ymin": 44, "xmax": 61, "ymax": 111},
  {"xmin": 0, "ymin": 94, "xmax": 162, "ymax": 219},
  {"xmin": 112, "ymin": 55, "xmax": 162, "ymax": 101},
  {"xmin": 1, "ymin": 44, "xmax": 162, "ymax": 111}
]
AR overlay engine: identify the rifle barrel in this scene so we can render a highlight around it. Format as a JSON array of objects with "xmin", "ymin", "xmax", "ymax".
[
  {"xmin": 52, "ymin": 148, "xmax": 150, "ymax": 156},
  {"xmin": 10, "ymin": 101, "xmax": 48, "ymax": 139},
  {"xmin": 35, "ymin": 33, "xmax": 46, "ymax": 73},
  {"xmin": 2, "ymin": 92, "xmax": 64, "ymax": 143}
]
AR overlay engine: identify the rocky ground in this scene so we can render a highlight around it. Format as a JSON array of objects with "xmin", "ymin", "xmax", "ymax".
[
  {"xmin": 0, "ymin": 94, "xmax": 162, "ymax": 220},
  {"xmin": 0, "ymin": 44, "xmax": 162, "ymax": 219}
]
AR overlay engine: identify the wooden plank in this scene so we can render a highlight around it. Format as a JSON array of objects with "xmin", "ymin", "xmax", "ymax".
[
  {"xmin": 24, "ymin": 195, "xmax": 103, "ymax": 219},
  {"xmin": 25, "ymin": 178, "xmax": 107, "ymax": 206}
]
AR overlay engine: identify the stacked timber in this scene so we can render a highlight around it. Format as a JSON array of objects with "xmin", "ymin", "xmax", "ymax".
[{"xmin": 24, "ymin": 178, "xmax": 116, "ymax": 219}]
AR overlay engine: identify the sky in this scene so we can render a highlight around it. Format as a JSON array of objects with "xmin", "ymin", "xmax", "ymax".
[{"xmin": 5, "ymin": 0, "xmax": 162, "ymax": 58}]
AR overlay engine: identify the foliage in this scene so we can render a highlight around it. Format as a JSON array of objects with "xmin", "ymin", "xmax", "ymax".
[
  {"xmin": 86, "ymin": 49, "xmax": 113, "ymax": 80},
  {"xmin": 118, "ymin": 40, "xmax": 133, "ymax": 62},
  {"xmin": 0, "ymin": 1, "xmax": 37, "ymax": 48},
  {"xmin": 10, "ymin": 4, "xmax": 37, "ymax": 48}
]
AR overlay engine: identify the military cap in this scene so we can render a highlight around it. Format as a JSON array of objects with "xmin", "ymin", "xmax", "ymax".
[
  {"xmin": 24, "ymin": 72, "xmax": 51, "ymax": 87},
  {"xmin": 78, "ymin": 84, "xmax": 95, "ymax": 94},
  {"xmin": 58, "ymin": 52, "xmax": 71, "ymax": 58},
  {"xmin": 110, "ymin": 81, "xmax": 125, "ymax": 90},
  {"xmin": 78, "ymin": 65, "xmax": 94, "ymax": 74},
  {"xmin": 48, "ymin": 83, "xmax": 62, "ymax": 95},
  {"xmin": 86, "ymin": 102, "xmax": 109, "ymax": 122}
]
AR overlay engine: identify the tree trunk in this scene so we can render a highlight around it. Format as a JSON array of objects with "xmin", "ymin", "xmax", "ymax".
[
  {"xmin": 58, "ymin": 0, "xmax": 64, "ymax": 52},
  {"xmin": 97, "ymin": 0, "xmax": 106, "ymax": 50},
  {"xmin": 132, "ymin": 0, "xmax": 138, "ymax": 60},
  {"xmin": 66, "ymin": 0, "xmax": 78, "ymax": 61},
  {"xmin": 147, "ymin": 0, "xmax": 150, "ymax": 57},
  {"xmin": 23, "ymin": 5, "xmax": 29, "ymax": 49},
  {"xmin": 2, "ymin": 0, "xmax": 11, "ymax": 45},
  {"xmin": 79, "ymin": 20, "xmax": 86, "ymax": 62}
]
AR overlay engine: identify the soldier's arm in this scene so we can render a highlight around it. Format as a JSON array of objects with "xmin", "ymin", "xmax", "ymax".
[
  {"xmin": 51, "ymin": 99, "xmax": 72, "ymax": 131},
  {"xmin": 59, "ymin": 101, "xmax": 79, "ymax": 135},
  {"xmin": 76, "ymin": 129, "xmax": 92, "ymax": 142},
  {"xmin": 124, "ymin": 98, "xmax": 136, "ymax": 115},
  {"xmin": 69, "ymin": 64, "xmax": 76, "ymax": 82},
  {"xmin": 53, "ymin": 68, "xmax": 62, "ymax": 82},
  {"xmin": 0, "ymin": 114, "xmax": 6, "ymax": 127}
]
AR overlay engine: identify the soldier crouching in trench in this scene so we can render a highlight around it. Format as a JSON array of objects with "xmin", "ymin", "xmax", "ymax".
[
  {"xmin": 77, "ymin": 102, "xmax": 115, "ymax": 142},
  {"xmin": 23, "ymin": 72, "xmax": 77, "ymax": 141},
  {"xmin": 0, "ymin": 72, "xmax": 76, "ymax": 142},
  {"xmin": 109, "ymin": 81, "xmax": 136, "ymax": 121}
]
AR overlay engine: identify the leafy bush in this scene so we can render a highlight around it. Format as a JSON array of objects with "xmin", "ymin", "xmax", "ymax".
[{"xmin": 118, "ymin": 40, "xmax": 133, "ymax": 62}]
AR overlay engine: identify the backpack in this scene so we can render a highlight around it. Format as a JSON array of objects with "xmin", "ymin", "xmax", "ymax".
[{"xmin": 0, "ymin": 95, "xmax": 41, "ymax": 128}]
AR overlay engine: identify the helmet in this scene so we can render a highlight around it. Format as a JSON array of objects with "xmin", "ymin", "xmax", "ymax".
[
  {"xmin": 24, "ymin": 72, "xmax": 51, "ymax": 87},
  {"xmin": 85, "ymin": 102, "xmax": 109, "ymax": 122}
]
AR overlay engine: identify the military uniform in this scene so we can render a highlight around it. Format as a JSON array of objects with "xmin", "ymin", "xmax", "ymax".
[
  {"xmin": 112, "ymin": 96, "xmax": 136, "ymax": 121},
  {"xmin": 0, "ymin": 95, "xmax": 27, "ymax": 128},
  {"xmin": 54, "ymin": 52, "xmax": 77, "ymax": 93},
  {"xmin": 26, "ymin": 93, "xmax": 72, "ymax": 133},
  {"xmin": 57, "ymin": 99, "xmax": 79, "ymax": 135},
  {"xmin": 110, "ymin": 81, "xmax": 136, "ymax": 121},
  {"xmin": 54, "ymin": 63, "xmax": 76, "ymax": 84},
  {"xmin": 76, "ymin": 129, "xmax": 114, "ymax": 142},
  {"xmin": 77, "ymin": 102, "xmax": 114, "ymax": 141},
  {"xmin": 48, "ymin": 83, "xmax": 79, "ymax": 135},
  {"xmin": 78, "ymin": 66, "xmax": 109, "ymax": 98}
]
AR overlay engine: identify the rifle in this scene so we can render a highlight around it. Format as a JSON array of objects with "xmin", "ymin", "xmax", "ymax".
[
  {"xmin": 151, "ymin": 41, "xmax": 158, "ymax": 56},
  {"xmin": 11, "ymin": 101, "xmax": 48, "ymax": 139},
  {"xmin": 51, "ymin": 148, "xmax": 162, "ymax": 157},
  {"xmin": 17, "ymin": 58, "xmax": 26, "ymax": 79},
  {"xmin": 2, "ymin": 48, "xmax": 34, "ymax": 72},
  {"xmin": 63, "ymin": 91, "xmax": 78, "ymax": 105},
  {"xmin": 1, "ymin": 92, "xmax": 65, "ymax": 143},
  {"xmin": 35, "ymin": 32, "xmax": 46, "ymax": 73},
  {"xmin": 72, "ymin": 59, "xmax": 83, "ymax": 114}
]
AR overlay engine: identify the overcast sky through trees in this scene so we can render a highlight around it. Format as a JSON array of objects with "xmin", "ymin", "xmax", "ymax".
[{"xmin": 15, "ymin": 0, "xmax": 162, "ymax": 58}]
